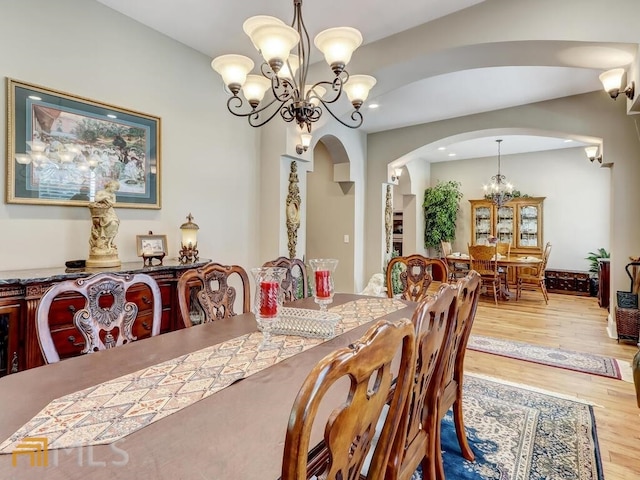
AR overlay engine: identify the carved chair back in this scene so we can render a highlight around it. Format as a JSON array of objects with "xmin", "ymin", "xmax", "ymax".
[
  {"xmin": 281, "ymin": 318, "xmax": 416, "ymax": 480},
  {"xmin": 36, "ymin": 272, "xmax": 162, "ymax": 364},
  {"xmin": 440, "ymin": 241, "xmax": 453, "ymax": 257},
  {"xmin": 496, "ymin": 241, "xmax": 511, "ymax": 257},
  {"xmin": 386, "ymin": 283, "xmax": 458, "ymax": 480},
  {"xmin": 177, "ymin": 262, "xmax": 250, "ymax": 327},
  {"xmin": 432, "ymin": 271, "xmax": 482, "ymax": 477},
  {"xmin": 262, "ymin": 256, "xmax": 309, "ymax": 301},
  {"xmin": 386, "ymin": 255, "xmax": 448, "ymax": 302}
]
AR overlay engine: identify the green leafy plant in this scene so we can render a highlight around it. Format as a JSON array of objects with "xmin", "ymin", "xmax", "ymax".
[
  {"xmin": 423, "ymin": 180, "xmax": 463, "ymax": 252},
  {"xmin": 585, "ymin": 248, "xmax": 610, "ymax": 276}
]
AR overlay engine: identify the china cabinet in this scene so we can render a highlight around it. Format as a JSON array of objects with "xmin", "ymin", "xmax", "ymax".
[{"xmin": 469, "ymin": 197, "xmax": 545, "ymax": 257}]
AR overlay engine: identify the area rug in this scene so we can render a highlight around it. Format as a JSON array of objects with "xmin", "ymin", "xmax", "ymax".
[
  {"xmin": 413, "ymin": 374, "xmax": 604, "ymax": 480},
  {"xmin": 467, "ymin": 334, "xmax": 631, "ymax": 382}
]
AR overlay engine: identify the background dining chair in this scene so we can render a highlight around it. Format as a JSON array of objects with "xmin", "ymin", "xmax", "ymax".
[
  {"xmin": 177, "ymin": 262, "xmax": 250, "ymax": 327},
  {"xmin": 517, "ymin": 242, "xmax": 552, "ymax": 303},
  {"xmin": 386, "ymin": 255, "xmax": 449, "ymax": 302},
  {"xmin": 36, "ymin": 272, "xmax": 162, "ymax": 364},
  {"xmin": 262, "ymin": 256, "xmax": 309, "ymax": 301},
  {"xmin": 496, "ymin": 241, "xmax": 512, "ymax": 290},
  {"xmin": 468, "ymin": 244, "xmax": 500, "ymax": 305},
  {"xmin": 386, "ymin": 283, "xmax": 458, "ymax": 480},
  {"xmin": 441, "ymin": 241, "xmax": 469, "ymax": 283},
  {"xmin": 434, "ymin": 271, "xmax": 482, "ymax": 480},
  {"xmin": 281, "ymin": 318, "xmax": 416, "ymax": 480}
]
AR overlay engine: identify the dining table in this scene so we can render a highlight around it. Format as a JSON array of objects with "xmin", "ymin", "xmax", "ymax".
[
  {"xmin": 446, "ymin": 254, "xmax": 542, "ymax": 299},
  {"xmin": 0, "ymin": 293, "xmax": 419, "ymax": 480}
]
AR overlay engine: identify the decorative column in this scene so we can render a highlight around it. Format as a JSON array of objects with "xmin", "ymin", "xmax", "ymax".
[
  {"xmin": 286, "ymin": 161, "xmax": 301, "ymax": 259},
  {"xmin": 384, "ymin": 184, "xmax": 392, "ymax": 255}
]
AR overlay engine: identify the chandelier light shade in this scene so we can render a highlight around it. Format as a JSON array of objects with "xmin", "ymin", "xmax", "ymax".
[
  {"xmin": 210, "ymin": 0, "xmax": 376, "ymax": 132},
  {"xmin": 483, "ymin": 139, "xmax": 514, "ymax": 207}
]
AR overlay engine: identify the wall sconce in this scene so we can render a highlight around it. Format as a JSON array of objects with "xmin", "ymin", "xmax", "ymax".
[
  {"xmin": 296, "ymin": 133, "xmax": 312, "ymax": 154},
  {"xmin": 391, "ymin": 167, "xmax": 403, "ymax": 182},
  {"xmin": 599, "ymin": 68, "xmax": 635, "ymax": 100},
  {"xmin": 179, "ymin": 213, "xmax": 200, "ymax": 263},
  {"xmin": 585, "ymin": 146, "xmax": 602, "ymax": 164}
]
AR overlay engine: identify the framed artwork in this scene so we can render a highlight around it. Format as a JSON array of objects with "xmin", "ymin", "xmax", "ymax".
[
  {"xmin": 136, "ymin": 234, "xmax": 168, "ymax": 257},
  {"xmin": 6, "ymin": 78, "xmax": 161, "ymax": 208}
]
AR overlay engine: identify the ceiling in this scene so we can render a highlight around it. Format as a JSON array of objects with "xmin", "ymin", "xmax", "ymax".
[{"xmin": 96, "ymin": 0, "xmax": 636, "ymax": 161}]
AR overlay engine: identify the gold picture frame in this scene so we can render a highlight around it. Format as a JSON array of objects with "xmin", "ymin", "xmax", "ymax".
[{"xmin": 6, "ymin": 78, "xmax": 161, "ymax": 208}]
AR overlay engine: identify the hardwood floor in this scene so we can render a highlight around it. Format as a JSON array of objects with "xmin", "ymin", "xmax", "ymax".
[{"xmin": 467, "ymin": 291, "xmax": 640, "ymax": 479}]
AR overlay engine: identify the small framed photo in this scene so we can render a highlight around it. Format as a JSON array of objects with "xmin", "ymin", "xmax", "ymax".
[{"xmin": 136, "ymin": 234, "xmax": 168, "ymax": 257}]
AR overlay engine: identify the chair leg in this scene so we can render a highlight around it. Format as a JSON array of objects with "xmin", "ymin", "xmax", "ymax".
[
  {"xmin": 493, "ymin": 281, "xmax": 498, "ymax": 306},
  {"xmin": 540, "ymin": 280, "xmax": 549, "ymax": 304},
  {"xmin": 433, "ymin": 417, "xmax": 445, "ymax": 480},
  {"xmin": 453, "ymin": 399, "xmax": 474, "ymax": 462}
]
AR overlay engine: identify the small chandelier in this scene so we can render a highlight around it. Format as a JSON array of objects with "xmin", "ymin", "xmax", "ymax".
[
  {"xmin": 210, "ymin": 0, "xmax": 376, "ymax": 133},
  {"xmin": 483, "ymin": 139, "xmax": 514, "ymax": 207}
]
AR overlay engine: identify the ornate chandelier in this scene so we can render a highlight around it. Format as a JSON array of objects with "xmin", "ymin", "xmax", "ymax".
[
  {"xmin": 210, "ymin": 0, "xmax": 376, "ymax": 133},
  {"xmin": 483, "ymin": 139, "xmax": 514, "ymax": 207}
]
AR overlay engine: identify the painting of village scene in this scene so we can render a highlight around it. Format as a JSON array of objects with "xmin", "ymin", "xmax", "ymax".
[{"xmin": 7, "ymin": 79, "xmax": 160, "ymax": 208}]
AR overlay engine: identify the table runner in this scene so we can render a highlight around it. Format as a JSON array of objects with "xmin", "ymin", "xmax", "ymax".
[{"xmin": 0, "ymin": 298, "xmax": 406, "ymax": 453}]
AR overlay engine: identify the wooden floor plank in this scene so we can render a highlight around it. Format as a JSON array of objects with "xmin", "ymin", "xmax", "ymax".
[{"xmin": 467, "ymin": 292, "xmax": 639, "ymax": 479}]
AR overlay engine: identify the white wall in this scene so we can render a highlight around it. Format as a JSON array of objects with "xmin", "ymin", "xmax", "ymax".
[
  {"xmin": 430, "ymin": 147, "xmax": 610, "ymax": 271},
  {"xmin": 0, "ymin": 0, "xmax": 261, "ymax": 271}
]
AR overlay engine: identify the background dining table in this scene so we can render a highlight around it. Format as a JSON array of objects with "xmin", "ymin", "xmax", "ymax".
[{"xmin": 0, "ymin": 293, "xmax": 417, "ymax": 480}]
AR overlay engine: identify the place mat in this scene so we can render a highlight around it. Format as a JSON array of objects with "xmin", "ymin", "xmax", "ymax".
[{"xmin": 0, "ymin": 298, "xmax": 406, "ymax": 453}]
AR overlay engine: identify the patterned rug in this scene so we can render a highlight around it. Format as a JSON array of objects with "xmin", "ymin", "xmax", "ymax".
[
  {"xmin": 413, "ymin": 374, "xmax": 603, "ymax": 480},
  {"xmin": 468, "ymin": 335, "xmax": 631, "ymax": 381}
]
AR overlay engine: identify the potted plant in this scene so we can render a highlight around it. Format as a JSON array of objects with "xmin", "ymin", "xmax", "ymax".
[
  {"xmin": 423, "ymin": 180, "xmax": 463, "ymax": 254},
  {"xmin": 585, "ymin": 247, "xmax": 610, "ymax": 296}
]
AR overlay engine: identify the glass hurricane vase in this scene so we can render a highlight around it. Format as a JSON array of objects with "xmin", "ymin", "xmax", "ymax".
[
  {"xmin": 309, "ymin": 258, "xmax": 339, "ymax": 311},
  {"xmin": 250, "ymin": 266, "xmax": 287, "ymax": 350}
]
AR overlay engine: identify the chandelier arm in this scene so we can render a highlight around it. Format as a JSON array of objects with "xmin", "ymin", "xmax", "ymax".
[
  {"xmin": 268, "ymin": 73, "xmax": 300, "ymax": 104},
  {"xmin": 308, "ymin": 76, "xmax": 347, "ymax": 104},
  {"xmin": 316, "ymin": 99, "xmax": 363, "ymax": 129},
  {"xmin": 248, "ymin": 102, "xmax": 294, "ymax": 128},
  {"xmin": 226, "ymin": 95, "xmax": 284, "ymax": 120}
]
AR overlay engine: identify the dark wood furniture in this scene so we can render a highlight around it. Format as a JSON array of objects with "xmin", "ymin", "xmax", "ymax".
[
  {"xmin": 262, "ymin": 256, "xmax": 309, "ymax": 301},
  {"xmin": 36, "ymin": 272, "xmax": 162, "ymax": 363},
  {"xmin": 177, "ymin": 262, "xmax": 250, "ymax": 327},
  {"xmin": 282, "ymin": 318, "xmax": 416, "ymax": 480},
  {"xmin": 0, "ymin": 294, "xmax": 418, "ymax": 480},
  {"xmin": 0, "ymin": 259, "xmax": 209, "ymax": 375},
  {"xmin": 387, "ymin": 283, "xmax": 457, "ymax": 480},
  {"xmin": 386, "ymin": 255, "xmax": 448, "ymax": 302},
  {"xmin": 598, "ymin": 259, "xmax": 611, "ymax": 308},
  {"xmin": 545, "ymin": 269, "xmax": 591, "ymax": 297}
]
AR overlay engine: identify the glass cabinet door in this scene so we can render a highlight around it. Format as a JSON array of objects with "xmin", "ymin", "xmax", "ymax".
[
  {"xmin": 495, "ymin": 205, "xmax": 514, "ymax": 245},
  {"xmin": 473, "ymin": 205, "xmax": 493, "ymax": 245},
  {"xmin": 518, "ymin": 204, "xmax": 540, "ymax": 248}
]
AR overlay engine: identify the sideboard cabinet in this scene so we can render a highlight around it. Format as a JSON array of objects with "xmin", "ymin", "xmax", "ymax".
[
  {"xmin": 469, "ymin": 197, "xmax": 545, "ymax": 257},
  {"xmin": 0, "ymin": 259, "xmax": 209, "ymax": 376}
]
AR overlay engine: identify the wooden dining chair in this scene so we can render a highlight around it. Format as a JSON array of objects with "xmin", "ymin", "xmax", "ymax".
[
  {"xmin": 36, "ymin": 272, "xmax": 162, "ymax": 364},
  {"xmin": 468, "ymin": 244, "xmax": 500, "ymax": 305},
  {"xmin": 517, "ymin": 242, "xmax": 552, "ymax": 303},
  {"xmin": 262, "ymin": 256, "xmax": 309, "ymax": 302},
  {"xmin": 496, "ymin": 241, "xmax": 512, "ymax": 290},
  {"xmin": 177, "ymin": 262, "xmax": 250, "ymax": 327},
  {"xmin": 434, "ymin": 271, "xmax": 482, "ymax": 480},
  {"xmin": 281, "ymin": 318, "xmax": 416, "ymax": 480},
  {"xmin": 386, "ymin": 255, "xmax": 449, "ymax": 302},
  {"xmin": 441, "ymin": 241, "xmax": 469, "ymax": 283},
  {"xmin": 385, "ymin": 283, "xmax": 458, "ymax": 480}
]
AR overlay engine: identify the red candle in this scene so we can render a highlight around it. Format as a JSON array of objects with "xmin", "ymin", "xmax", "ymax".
[
  {"xmin": 315, "ymin": 270, "xmax": 331, "ymax": 298},
  {"xmin": 260, "ymin": 281, "xmax": 279, "ymax": 317}
]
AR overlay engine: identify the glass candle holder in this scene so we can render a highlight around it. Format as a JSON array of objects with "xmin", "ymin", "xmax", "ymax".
[
  {"xmin": 309, "ymin": 258, "xmax": 338, "ymax": 311},
  {"xmin": 250, "ymin": 266, "xmax": 287, "ymax": 349}
]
